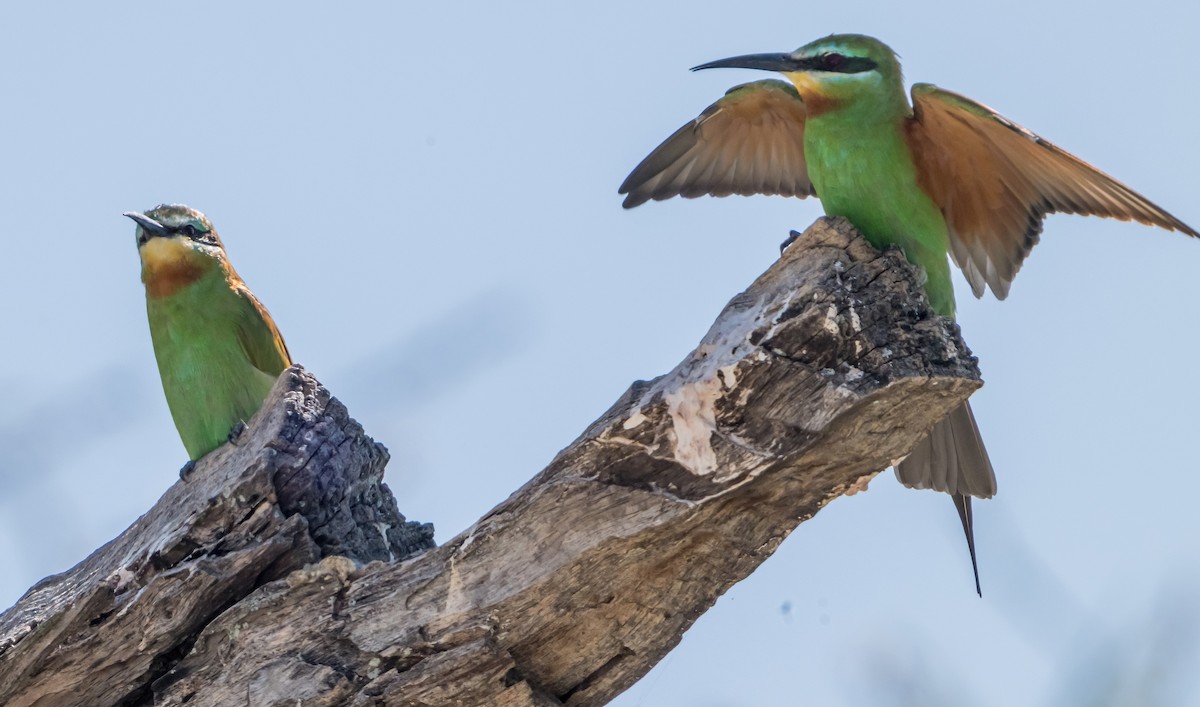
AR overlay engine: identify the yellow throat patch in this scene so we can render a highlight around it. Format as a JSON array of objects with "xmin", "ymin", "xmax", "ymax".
[
  {"xmin": 784, "ymin": 71, "xmax": 844, "ymax": 117},
  {"xmin": 140, "ymin": 237, "xmax": 210, "ymax": 298}
]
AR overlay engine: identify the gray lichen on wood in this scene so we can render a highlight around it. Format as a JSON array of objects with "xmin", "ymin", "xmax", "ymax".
[{"xmin": 0, "ymin": 217, "xmax": 981, "ymax": 706}]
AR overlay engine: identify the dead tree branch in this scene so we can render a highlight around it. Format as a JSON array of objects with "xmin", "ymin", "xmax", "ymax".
[{"xmin": 0, "ymin": 217, "xmax": 981, "ymax": 706}]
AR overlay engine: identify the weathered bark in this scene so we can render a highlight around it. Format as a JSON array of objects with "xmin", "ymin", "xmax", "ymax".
[
  {"xmin": 0, "ymin": 363, "xmax": 434, "ymax": 707},
  {"xmin": 0, "ymin": 217, "xmax": 981, "ymax": 706}
]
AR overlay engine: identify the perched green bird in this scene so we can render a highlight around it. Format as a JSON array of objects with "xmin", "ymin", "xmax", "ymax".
[
  {"xmin": 619, "ymin": 34, "xmax": 1196, "ymax": 594},
  {"xmin": 125, "ymin": 205, "xmax": 291, "ymax": 478}
]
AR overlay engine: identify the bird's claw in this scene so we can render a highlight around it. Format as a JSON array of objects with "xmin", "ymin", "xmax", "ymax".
[
  {"xmin": 179, "ymin": 460, "xmax": 197, "ymax": 481},
  {"xmin": 779, "ymin": 229, "xmax": 802, "ymax": 255},
  {"xmin": 227, "ymin": 420, "xmax": 247, "ymax": 445}
]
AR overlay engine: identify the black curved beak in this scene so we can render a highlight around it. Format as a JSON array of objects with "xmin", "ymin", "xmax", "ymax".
[
  {"xmin": 691, "ymin": 52, "xmax": 808, "ymax": 73},
  {"xmin": 123, "ymin": 211, "xmax": 169, "ymax": 238}
]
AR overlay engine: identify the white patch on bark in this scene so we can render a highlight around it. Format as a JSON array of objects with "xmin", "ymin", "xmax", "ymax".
[
  {"xmin": 822, "ymin": 304, "xmax": 840, "ymax": 336},
  {"xmin": 622, "ymin": 411, "xmax": 647, "ymax": 430},
  {"xmin": 718, "ymin": 364, "xmax": 738, "ymax": 390},
  {"xmin": 842, "ymin": 474, "xmax": 872, "ymax": 496},
  {"xmin": 760, "ymin": 291, "xmax": 797, "ymax": 341},
  {"xmin": 664, "ymin": 382, "xmax": 720, "ymax": 477},
  {"xmin": 643, "ymin": 302, "xmax": 763, "ymax": 478},
  {"xmin": 374, "ymin": 522, "xmax": 395, "ymax": 562}
]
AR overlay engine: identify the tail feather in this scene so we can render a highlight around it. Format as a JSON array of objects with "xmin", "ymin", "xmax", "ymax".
[
  {"xmin": 895, "ymin": 400, "xmax": 996, "ymax": 595},
  {"xmin": 953, "ymin": 493, "xmax": 981, "ymax": 597},
  {"xmin": 896, "ymin": 400, "xmax": 996, "ymax": 498}
]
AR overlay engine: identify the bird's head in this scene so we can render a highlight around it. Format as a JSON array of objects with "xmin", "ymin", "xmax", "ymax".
[
  {"xmin": 693, "ymin": 34, "xmax": 903, "ymax": 115},
  {"xmin": 125, "ymin": 204, "xmax": 227, "ymax": 297}
]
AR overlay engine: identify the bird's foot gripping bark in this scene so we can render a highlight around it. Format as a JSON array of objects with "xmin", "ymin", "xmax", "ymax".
[
  {"xmin": 779, "ymin": 229, "xmax": 803, "ymax": 254},
  {"xmin": 227, "ymin": 420, "xmax": 248, "ymax": 445},
  {"xmin": 178, "ymin": 459, "xmax": 197, "ymax": 481}
]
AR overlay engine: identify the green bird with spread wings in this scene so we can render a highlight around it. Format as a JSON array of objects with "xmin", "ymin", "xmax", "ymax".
[{"xmin": 620, "ymin": 34, "xmax": 1196, "ymax": 594}]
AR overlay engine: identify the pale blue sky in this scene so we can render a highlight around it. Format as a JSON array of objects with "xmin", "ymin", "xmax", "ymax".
[{"xmin": 1, "ymin": 2, "xmax": 1197, "ymax": 705}]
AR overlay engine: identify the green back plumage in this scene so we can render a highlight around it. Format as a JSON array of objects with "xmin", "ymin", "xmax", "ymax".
[
  {"xmin": 146, "ymin": 267, "xmax": 289, "ymax": 459},
  {"xmin": 802, "ymin": 103, "xmax": 956, "ymax": 315}
]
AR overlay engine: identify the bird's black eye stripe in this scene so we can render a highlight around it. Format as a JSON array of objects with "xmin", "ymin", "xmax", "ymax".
[
  {"xmin": 167, "ymin": 222, "xmax": 211, "ymax": 240},
  {"xmin": 806, "ymin": 53, "xmax": 878, "ymax": 74}
]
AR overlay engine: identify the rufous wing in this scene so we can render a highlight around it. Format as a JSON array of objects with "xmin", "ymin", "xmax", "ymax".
[
  {"xmin": 619, "ymin": 80, "xmax": 814, "ymax": 209},
  {"xmin": 234, "ymin": 282, "xmax": 292, "ymax": 376},
  {"xmin": 906, "ymin": 83, "xmax": 1197, "ymax": 299}
]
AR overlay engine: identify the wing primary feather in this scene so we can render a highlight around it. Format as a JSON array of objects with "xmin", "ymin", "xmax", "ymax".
[
  {"xmin": 619, "ymin": 80, "xmax": 814, "ymax": 209},
  {"xmin": 909, "ymin": 83, "xmax": 1196, "ymax": 298}
]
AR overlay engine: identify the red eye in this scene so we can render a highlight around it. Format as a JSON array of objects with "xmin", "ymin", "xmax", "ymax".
[{"xmin": 822, "ymin": 53, "xmax": 844, "ymax": 70}]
